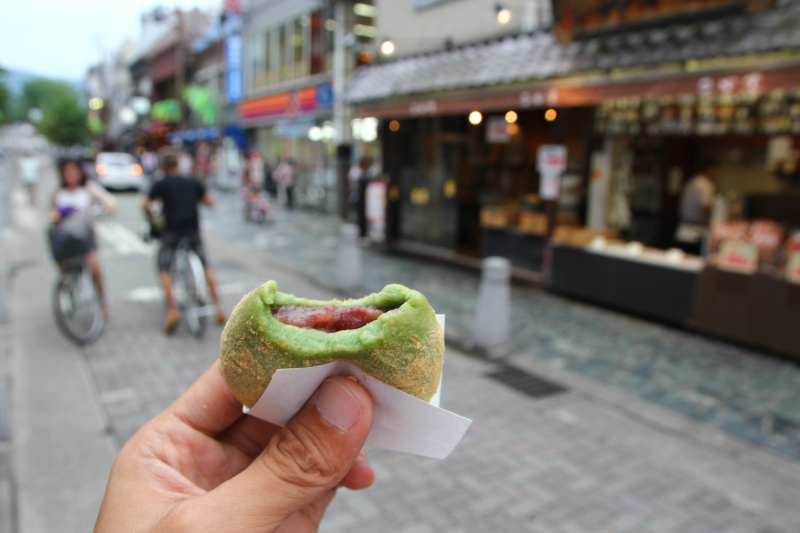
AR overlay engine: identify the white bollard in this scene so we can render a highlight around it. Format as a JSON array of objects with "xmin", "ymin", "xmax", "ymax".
[
  {"xmin": 472, "ymin": 257, "xmax": 512, "ymax": 358},
  {"xmin": 336, "ymin": 223, "xmax": 362, "ymax": 291}
]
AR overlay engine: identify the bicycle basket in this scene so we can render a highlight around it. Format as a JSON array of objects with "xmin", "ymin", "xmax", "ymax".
[{"xmin": 48, "ymin": 217, "xmax": 94, "ymax": 262}]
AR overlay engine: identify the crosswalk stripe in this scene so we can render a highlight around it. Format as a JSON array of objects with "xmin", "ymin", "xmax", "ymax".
[{"xmin": 96, "ymin": 222, "xmax": 153, "ymax": 255}]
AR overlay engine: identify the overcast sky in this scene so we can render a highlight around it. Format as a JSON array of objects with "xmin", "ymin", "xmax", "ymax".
[{"xmin": 0, "ymin": 0, "xmax": 220, "ymax": 81}]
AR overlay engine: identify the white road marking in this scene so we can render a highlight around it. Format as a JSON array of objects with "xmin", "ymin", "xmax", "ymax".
[
  {"xmin": 96, "ymin": 222, "xmax": 153, "ymax": 255},
  {"xmin": 124, "ymin": 281, "xmax": 253, "ymax": 303}
]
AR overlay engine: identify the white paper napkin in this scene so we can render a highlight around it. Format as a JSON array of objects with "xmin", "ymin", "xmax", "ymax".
[{"xmin": 245, "ymin": 315, "xmax": 472, "ymax": 459}]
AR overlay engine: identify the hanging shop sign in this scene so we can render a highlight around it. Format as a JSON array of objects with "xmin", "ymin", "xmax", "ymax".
[
  {"xmin": 537, "ymin": 145, "xmax": 568, "ymax": 175},
  {"xmin": 537, "ymin": 145, "xmax": 567, "ymax": 201},
  {"xmin": 486, "ymin": 117, "xmax": 511, "ymax": 144},
  {"xmin": 225, "ymin": 34, "xmax": 244, "ymax": 104},
  {"xmin": 240, "ymin": 82, "xmax": 334, "ymax": 124}
]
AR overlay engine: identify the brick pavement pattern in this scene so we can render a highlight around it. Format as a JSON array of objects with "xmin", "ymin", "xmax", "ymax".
[
  {"xmin": 75, "ymin": 195, "xmax": 800, "ymax": 532},
  {"xmin": 204, "ymin": 197, "xmax": 800, "ymax": 461}
]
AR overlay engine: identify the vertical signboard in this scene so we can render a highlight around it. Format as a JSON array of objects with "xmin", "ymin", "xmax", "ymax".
[
  {"xmin": 225, "ymin": 34, "xmax": 243, "ymax": 104},
  {"xmin": 366, "ymin": 180, "xmax": 387, "ymax": 242},
  {"xmin": 537, "ymin": 144, "xmax": 567, "ymax": 200}
]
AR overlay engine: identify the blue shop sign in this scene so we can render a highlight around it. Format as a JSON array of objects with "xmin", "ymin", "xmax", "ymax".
[
  {"xmin": 225, "ymin": 35, "xmax": 243, "ymax": 104},
  {"xmin": 316, "ymin": 82, "xmax": 334, "ymax": 109}
]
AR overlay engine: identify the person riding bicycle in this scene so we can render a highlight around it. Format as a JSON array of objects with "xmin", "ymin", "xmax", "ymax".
[
  {"xmin": 240, "ymin": 165, "xmax": 272, "ymax": 221},
  {"xmin": 142, "ymin": 149, "xmax": 226, "ymax": 333},
  {"xmin": 50, "ymin": 158, "xmax": 117, "ymax": 319}
]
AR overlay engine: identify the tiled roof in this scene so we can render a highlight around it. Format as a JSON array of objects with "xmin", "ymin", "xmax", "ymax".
[{"xmin": 344, "ymin": 1, "xmax": 800, "ymax": 104}]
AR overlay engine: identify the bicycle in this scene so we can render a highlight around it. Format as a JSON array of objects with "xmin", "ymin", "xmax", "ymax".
[
  {"xmin": 170, "ymin": 236, "xmax": 213, "ymax": 338},
  {"xmin": 50, "ymin": 215, "xmax": 105, "ymax": 345}
]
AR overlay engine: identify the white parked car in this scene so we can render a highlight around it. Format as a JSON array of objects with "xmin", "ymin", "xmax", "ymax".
[{"xmin": 95, "ymin": 152, "xmax": 145, "ymax": 191}]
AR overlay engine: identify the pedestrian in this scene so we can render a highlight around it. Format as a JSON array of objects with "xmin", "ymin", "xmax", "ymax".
[
  {"xmin": 676, "ymin": 159, "xmax": 718, "ymax": 256},
  {"xmin": 273, "ymin": 156, "xmax": 296, "ymax": 210},
  {"xmin": 194, "ymin": 141, "xmax": 212, "ymax": 186},
  {"xmin": 18, "ymin": 152, "xmax": 39, "ymax": 204},
  {"xmin": 348, "ymin": 157, "xmax": 372, "ymax": 238},
  {"xmin": 263, "ymin": 157, "xmax": 277, "ymax": 199},
  {"xmin": 94, "ymin": 360, "xmax": 375, "ymax": 532},
  {"xmin": 141, "ymin": 149, "xmax": 226, "ymax": 333}
]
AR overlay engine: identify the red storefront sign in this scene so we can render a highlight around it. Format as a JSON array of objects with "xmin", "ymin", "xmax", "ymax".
[{"xmin": 240, "ymin": 83, "xmax": 333, "ymax": 124}]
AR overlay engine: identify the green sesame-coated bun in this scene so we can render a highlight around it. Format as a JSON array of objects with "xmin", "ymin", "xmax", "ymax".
[{"xmin": 220, "ymin": 281, "xmax": 444, "ymax": 408}]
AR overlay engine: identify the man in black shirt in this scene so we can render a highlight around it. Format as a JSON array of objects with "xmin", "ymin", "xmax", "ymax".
[{"xmin": 142, "ymin": 151, "xmax": 226, "ymax": 333}]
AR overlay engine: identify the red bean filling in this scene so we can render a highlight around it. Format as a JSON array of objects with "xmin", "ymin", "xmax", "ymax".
[{"xmin": 272, "ymin": 305, "xmax": 385, "ymax": 332}]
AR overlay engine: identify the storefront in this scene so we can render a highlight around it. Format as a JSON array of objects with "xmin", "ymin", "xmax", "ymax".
[
  {"xmin": 240, "ymin": 81, "xmax": 338, "ymax": 209},
  {"xmin": 373, "ymin": 102, "xmax": 594, "ymax": 270},
  {"xmin": 346, "ymin": 0, "xmax": 800, "ymax": 356},
  {"xmin": 542, "ymin": 74, "xmax": 800, "ymax": 361}
]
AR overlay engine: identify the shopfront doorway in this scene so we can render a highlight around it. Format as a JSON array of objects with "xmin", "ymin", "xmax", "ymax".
[{"xmin": 385, "ymin": 116, "xmax": 477, "ymax": 254}]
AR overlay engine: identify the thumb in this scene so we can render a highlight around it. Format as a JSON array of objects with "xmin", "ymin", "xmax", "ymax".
[{"xmin": 191, "ymin": 376, "xmax": 373, "ymax": 531}]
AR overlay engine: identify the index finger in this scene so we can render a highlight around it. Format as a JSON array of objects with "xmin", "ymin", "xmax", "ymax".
[{"xmin": 168, "ymin": 359, "xmax": 245, "ymax": 435}]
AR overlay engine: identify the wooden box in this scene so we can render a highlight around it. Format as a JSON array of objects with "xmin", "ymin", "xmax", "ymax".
[
  {"xmin": 480, "ymin": 206, "xmax": 520, "ymax": 229},
  {"xmin": 519, "ymin": 212, "xmax": 548, "ymax": 235}
]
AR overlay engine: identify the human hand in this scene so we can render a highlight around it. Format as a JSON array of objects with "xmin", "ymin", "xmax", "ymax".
[{"xmin": 94, "ymin": 360, "xmax": 375, "ymax": 532}]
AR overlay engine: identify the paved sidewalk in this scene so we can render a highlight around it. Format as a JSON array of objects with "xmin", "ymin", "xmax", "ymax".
[
  {"xmin": 83, "ymin": 215, "xmax": 800, "ymax": 532},
  {"xmin": 2, "ymin": 161, "xmax": 117, "ymax": 533},
  {"xmin": 203, "ymin": 194, "xmax": 800, "ymax": 461}
]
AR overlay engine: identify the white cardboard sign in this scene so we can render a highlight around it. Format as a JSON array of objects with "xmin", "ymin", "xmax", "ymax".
[{"xmin": 537, "ymin": 144, "xmax": 567, "ymax": 174}]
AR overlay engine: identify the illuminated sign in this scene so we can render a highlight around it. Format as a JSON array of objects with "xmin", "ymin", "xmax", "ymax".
[{"xmin": 225, "ymin": 35, "xmax": 243, "ymax": 104}]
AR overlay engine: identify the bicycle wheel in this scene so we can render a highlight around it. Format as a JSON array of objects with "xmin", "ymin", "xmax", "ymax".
[
  {"xmin": 53, "ymin": 266, "xmax": 105, "ymax": 345},
  {"xmin": 184, "ymin": 250, "xmax": 208, "ymax": 338}
]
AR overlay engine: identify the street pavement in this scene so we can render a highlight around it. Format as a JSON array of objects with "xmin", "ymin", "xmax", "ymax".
[
  {"xmin": 1, "ymin": 153, "xmax": 800, "ymax": 532},
  {"xmin": 203, "ymin": 196, "xmax": 800, "ymax": 462}
]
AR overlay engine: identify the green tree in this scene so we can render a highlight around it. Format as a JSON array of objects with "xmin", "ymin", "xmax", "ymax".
[
  {"xmin": 0, "ymin": 67, "xmax": 11, "ymax": 124},
  {"xmin": 17, "ymin": 79, "xmax": 88, "ymax": 145},
  {"xmin": 38, "ymin": 94, "xmax": 88, "ymax": 146},
  {"xmin": 16, "ymin": 79, "xmax": 75, "ymax": 120}
]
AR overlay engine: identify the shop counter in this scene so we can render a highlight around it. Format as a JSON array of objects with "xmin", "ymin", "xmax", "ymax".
[
  {"xmin": 481, "ymin": 228, "xmax": 545, "ymax": 272},
  {"xmin": 550, "ymin": 244, "xmax": 701, "ymax": 326},
  {"xmin": 692, "ymin": 267, "xmax": 800, "ymax": 360}
]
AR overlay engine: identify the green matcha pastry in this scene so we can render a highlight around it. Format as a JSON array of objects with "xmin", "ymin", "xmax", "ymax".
[{"xmin": 220, "ymin": 281, "xmax": 444, "ymax": 408}]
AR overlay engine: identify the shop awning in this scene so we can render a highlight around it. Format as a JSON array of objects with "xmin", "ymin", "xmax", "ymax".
[
  {"xmin": 167, "ymin": 127, "xmax": 219, "ymax": 143},
  {"xmin": 345, "ymin": 1, "xmax": 800, "ymax": 115}
]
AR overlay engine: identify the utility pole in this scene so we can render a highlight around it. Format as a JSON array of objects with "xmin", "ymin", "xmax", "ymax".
[
  {"xmin": 332, "ymin": 0, "xmax": 352, "ymax": 220},
  {"xmin": 0, "ymin": 151, "xmax": 11, "ymax": 324},
  {"xmin": 175, "ymin": 8, "xmax": 186, "ymax": 130}
]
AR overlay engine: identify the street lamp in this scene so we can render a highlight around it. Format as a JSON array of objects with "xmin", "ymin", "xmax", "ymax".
[
  {"xmin": 494, "ymin": 1, "xmax": 552, "ymax": 31},
  {"xmin": 380, "ymin": 39, "xmax": 396, "ymax": 56},
  {"xmin": 495, "ymin": 4, "xmax": 512, "ymax": 24}
]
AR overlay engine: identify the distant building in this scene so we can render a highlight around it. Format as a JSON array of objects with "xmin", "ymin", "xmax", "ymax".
[{"xmin": 239, "ymin": 0, "xmax": 377, "ymax": 211}]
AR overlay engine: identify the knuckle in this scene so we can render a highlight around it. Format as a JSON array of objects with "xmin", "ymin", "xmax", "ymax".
[{"xmin": 264, "ymin": 421, "xmax": 339, "ymax": 489}]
